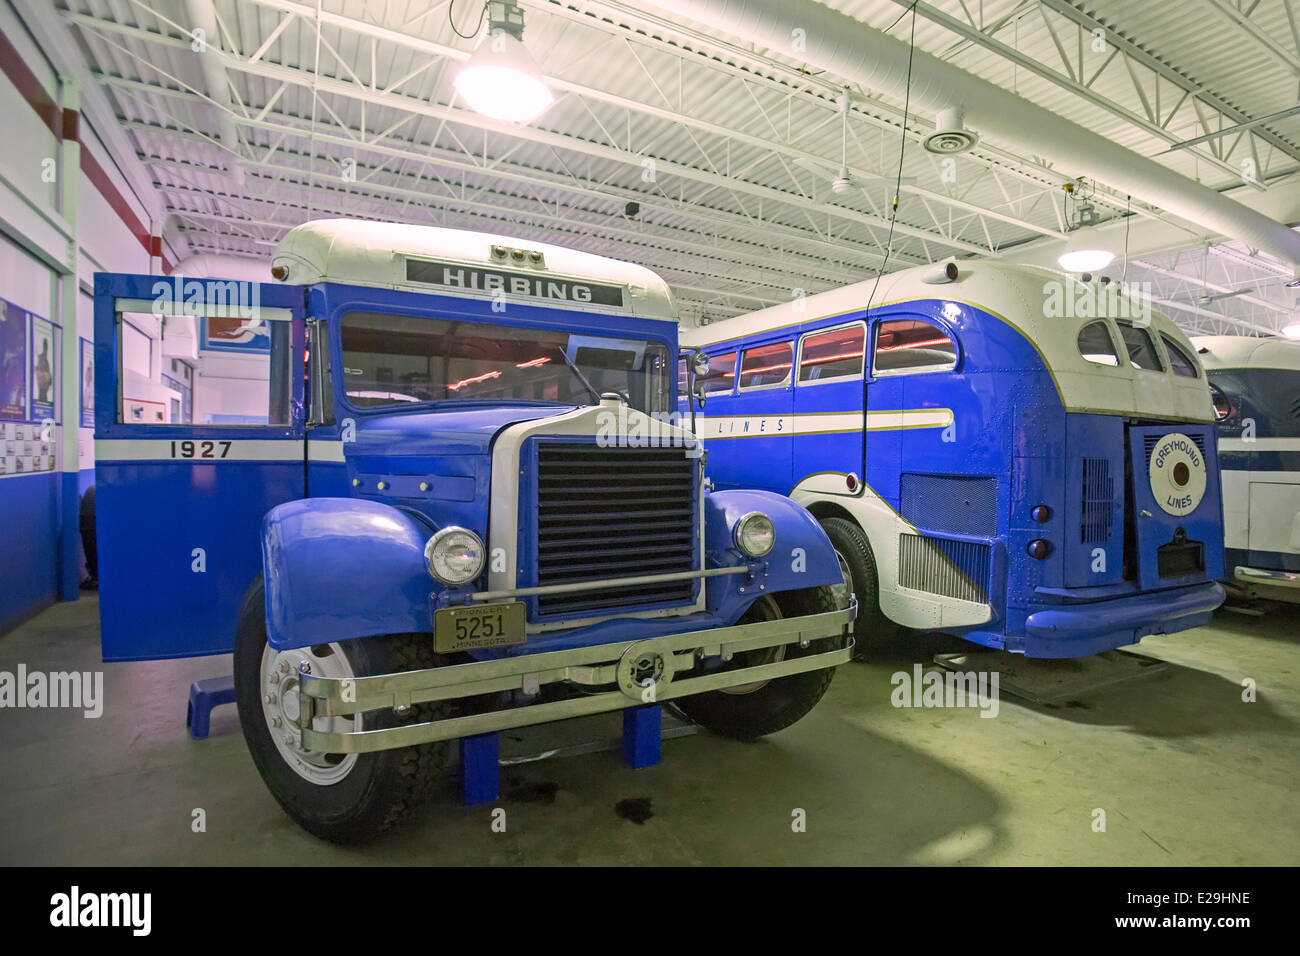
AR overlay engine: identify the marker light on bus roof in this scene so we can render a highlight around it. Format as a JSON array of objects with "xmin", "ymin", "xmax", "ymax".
[
  {"xmin": 1058, "ymin": 249, "xmax": 1115, "ymax": 272},
  {"xmin": 454, "ymin": 32, "xmax": 553, "ymax": 124}
]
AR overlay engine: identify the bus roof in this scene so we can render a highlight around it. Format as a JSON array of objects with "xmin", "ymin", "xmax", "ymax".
[
  {"xmin": 270, "ymin": 218, "xmax": 677, "ymax": 322},
  {"xmin": 682, "ymin": 258, "xmax": 1214, "ymax": 423},
  {"xmin": 1191, "ymin": 335, "xmax": 1300, "ymax": 372}
]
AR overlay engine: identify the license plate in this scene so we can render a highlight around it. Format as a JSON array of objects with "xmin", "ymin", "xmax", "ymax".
[{"xmin": 433, "ymin": 602, "xmax": 526, "ymax": 653}]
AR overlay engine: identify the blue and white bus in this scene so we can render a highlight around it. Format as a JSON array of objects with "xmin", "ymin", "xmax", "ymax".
[
  {"xmin": 91, "ymin": 219, "xmax": 855, "ymax": 841},
  {"xmin": 1192, "ymin": 335, "xmax": 1300, "ymax": 602},
  {"xmin": 681, "ymin": 260, "xmax": 1226, "ymax": 658}
]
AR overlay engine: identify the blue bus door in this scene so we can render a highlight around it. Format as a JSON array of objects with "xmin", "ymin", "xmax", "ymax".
[
  {"xmin": 791, "ymin": 320, "xmax": 867, "ymax": 489},
  {"xmin": 93, "ymin": 273, "xmax": 307, "ymax": 661}
]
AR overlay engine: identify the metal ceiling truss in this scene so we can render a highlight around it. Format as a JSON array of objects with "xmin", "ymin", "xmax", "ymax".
[{"xmin": 57, "ymin": 0, "xmax": 1299, "ymax": 332}]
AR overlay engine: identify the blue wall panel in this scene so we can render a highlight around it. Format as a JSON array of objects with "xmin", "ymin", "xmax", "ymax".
[{"xmin": 0, "ymin": 472, "xmax": 59, "ymax": 633}]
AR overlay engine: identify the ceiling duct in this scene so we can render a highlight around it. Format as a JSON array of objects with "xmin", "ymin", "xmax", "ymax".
[
  {"xmin": 184, "ymin": 0, "xmax": 245, "ymax": 185},
  {"xmin": 640, "ymin": 0, "xmax": 1300, "ymax": 270}
]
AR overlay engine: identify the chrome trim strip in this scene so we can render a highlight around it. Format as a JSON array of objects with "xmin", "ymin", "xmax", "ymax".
[
  {"xmin": 295, "ymin": 602, "xmax": 856, "ymax": 754},
  {"xmin": 471, "ymin": 564, "xmax": 746, "ymax": 602},
  {"xmin": 1234, "ymin": 566, "xmax": 1300, "ymax": 589}
]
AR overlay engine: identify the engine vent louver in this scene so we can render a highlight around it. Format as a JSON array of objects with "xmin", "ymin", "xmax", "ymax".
[
  {"xmin": 898, "ymin": 533, "xmax": 990, "ymax": 604},
  {"xmin": 534, "ymin": 443, "xmax": 697, "ymax": 617},
  {"xmin": 1081, "ymin": 457, "xmax": 1115, "ymax": 544}
]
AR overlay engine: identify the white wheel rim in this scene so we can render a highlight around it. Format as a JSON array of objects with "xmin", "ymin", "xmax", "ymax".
[
  {"xmin": 721, "ymin": 595, "xmax": 786, "ymax": 696},
  {"xmin": 260, "ymin": 642, "xmax": 360, "ymax": 785}
]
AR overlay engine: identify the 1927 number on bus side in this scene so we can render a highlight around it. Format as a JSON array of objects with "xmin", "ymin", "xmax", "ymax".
[{"xmin": 170, "ymin": 440, "xmax": 233, "ymax": 459}]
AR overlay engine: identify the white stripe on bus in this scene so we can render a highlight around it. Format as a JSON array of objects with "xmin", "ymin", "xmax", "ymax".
[
  {"xmin": 1219, "ymin": 437, "xmax": 1300, "ymax": 453},
  {"xmin": 95, "ymin": 439, "xmax": 347, "ymax": 462},
  {"xmin": 691, "ymin": 409, "xmax": 952, "ymax": 438}
]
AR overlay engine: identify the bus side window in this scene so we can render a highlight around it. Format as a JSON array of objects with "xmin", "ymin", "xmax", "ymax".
[
  {"xmin": 117, "ymin": 311, "xmax": 293, "ymax": 425},
  {"xmin": 798, "ymin": 324, "xmax": 865, "ymax": 383},
  {"xmin": 702, "ymin": 350, "xmax": 737, "ymax": 394},
  {"xmin": 1077, "ymin": 320, "xmax": 1120, "ymax": 366},
  {"xmin": 1160, "ymin": 334, "xmax": 1199, "ymax": 378},
  {"xmin": 1115, "ymin": 321, "xmax": 1165, "ymax": 372},
  {"xmin": 738, "ymin": 341, "xmax": 793, "ymax": 390},
  {"xmin": 872, "ymin": 317, "xmax": 957, "ymax": 374}
]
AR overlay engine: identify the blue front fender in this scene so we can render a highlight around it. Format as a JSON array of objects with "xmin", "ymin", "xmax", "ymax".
[
  {"xmin": 703, "ymin": 489, "xmax": 843, "ymax": 620},
  {"xmin": 262, "ymin": 498, "xmax": 434, "ymax": 650}
]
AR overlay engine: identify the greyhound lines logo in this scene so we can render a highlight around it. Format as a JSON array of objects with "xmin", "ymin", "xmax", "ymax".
[{"xmin": 1149, "ymin": 432, "xmax": 1207, "ymax": 517}]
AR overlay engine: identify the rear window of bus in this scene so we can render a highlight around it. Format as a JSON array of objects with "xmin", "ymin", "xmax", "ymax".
[
  {"xmin": 1160, "ymin": 334, "xmax": 1199, "ymax": 378},
  {"xmin": 1077, "ymin": 320, "xmax": 1120, "ymax": 366},
  {"xmin": 1116, "ymin": 321, "xmax": 1165, "ymax": 372},
  {"xmin": 872, "ymin": 318, "xmax": 957, "ymax": 374},
  {"xmin": 799, "ymin": 324, "xmax": 865, "ymax": 383},
  {"xmin": 738, "ymin": 341, "xmax": 794, "ymax": 390}
]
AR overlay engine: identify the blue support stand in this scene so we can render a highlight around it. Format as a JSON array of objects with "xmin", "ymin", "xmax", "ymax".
[
  {"xmin": 186, "ymin": 676, "xmax": 237, "ymax": 740},
  {"xmin": 621, "ymin": 705, "xmax": 662, "ymax": 768},
  {"xmin": 460, "ymin": 732, "xmax": 500, "ymax": 805}
]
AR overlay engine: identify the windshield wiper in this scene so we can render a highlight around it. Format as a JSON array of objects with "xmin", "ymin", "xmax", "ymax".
[{"xmin": 555, "ymin": 346, "xmax": 601, "ymax": 405}]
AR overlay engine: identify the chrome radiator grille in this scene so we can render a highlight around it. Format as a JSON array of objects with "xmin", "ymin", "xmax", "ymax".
[{"xmin": 534, "ymin": 443, "xmax": 698, "ymax": 617}]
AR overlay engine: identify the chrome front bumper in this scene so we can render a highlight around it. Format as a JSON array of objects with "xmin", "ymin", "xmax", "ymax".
[
  {"xmin": 294, "ymin": 602, "xmax": 857, "ymax": 754},
  {"xmin": 1234, "ymin": 566, "xmax": 1300, "ymax": 590}
]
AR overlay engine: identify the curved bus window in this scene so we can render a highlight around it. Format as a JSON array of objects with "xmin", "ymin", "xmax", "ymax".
[
  {"xmin": 798, "ymin": 324, "xmax": 865, "ymax": 384},
  {"xmin": 1116, "ymin": 321, "xmax": 1165, "ymax": 372},
  {"xmin": 1161, "ymin": 334, "xmax": 1199, "ymax": 378},
  {"xmin": 738, "ymin": 340, "xmax": 793, "ymax": 390},
  {"xmin": 1208, "ymin": 382, "xmax": 1232, "ymax": 420},
  {"xmin": 1077, "ymin": 320, "xmax": 1120, "ymax": 366},
  {"xmin": 702, "ymin": 350, "xmax": 737, "ymax": 394},
  {"xmin": 872, "ymin": 317, "xmax": 957, "ymax": 374}
]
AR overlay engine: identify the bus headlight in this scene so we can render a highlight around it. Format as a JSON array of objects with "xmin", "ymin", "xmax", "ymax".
[
  {"xmin": 425, "ymin": 527, "xmax": 485, "ymax": 585},
  {"xmin": 733, "ymin": 511, "xmax": 775, "ymax": 558}
]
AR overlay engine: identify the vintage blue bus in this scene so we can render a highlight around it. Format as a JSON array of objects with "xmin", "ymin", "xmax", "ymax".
[
  {"xmin": 681, "ymin": 260, "xmax": 1226, "ymax": 658},
  {"xmin": 91, "ymin": 219, "xmax": 854, "ymax": 842},
  {"xmin": 1192, "ymin": 334, "xmax": 1300, "ymax": 602}
]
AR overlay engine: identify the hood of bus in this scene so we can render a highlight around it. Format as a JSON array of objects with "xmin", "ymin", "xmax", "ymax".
[
  {"xmin": 338, "ymin": 403, "xmax": 578, "ymax": 538},
  {"xmin": 346, "ymin": 403, "xmax": 579, "ymax": 460}
]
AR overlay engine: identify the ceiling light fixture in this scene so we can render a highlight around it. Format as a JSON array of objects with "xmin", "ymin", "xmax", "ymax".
[
  {"xmin": 1058, "ymin": 248, "xmax": 1115, "ymax": 272},
  {"xmin": 453, "ymin": 1, "xmax": 553, "ymax": 124}
]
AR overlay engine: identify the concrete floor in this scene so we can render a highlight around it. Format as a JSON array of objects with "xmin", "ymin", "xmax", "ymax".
[{"xmin": 1, "ymin": 593, "xmax": 1296, "ymax": 865}]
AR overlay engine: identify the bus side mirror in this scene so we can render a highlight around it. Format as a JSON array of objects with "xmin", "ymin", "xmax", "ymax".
[{"xmin": 693, "ymin": 380, "xmax": 707, "ymax": 409}]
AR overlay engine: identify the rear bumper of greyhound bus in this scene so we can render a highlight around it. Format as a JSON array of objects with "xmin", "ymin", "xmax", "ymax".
[
  {"xmin": 292, "ymin": 602, "xmax": 856, "ymax": 754},
  {"xmin": 1019, "ymin": 581, "xmax": 1225, "ymax": 658}
]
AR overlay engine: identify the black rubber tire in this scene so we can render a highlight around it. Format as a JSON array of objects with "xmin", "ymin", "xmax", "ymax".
[
  {"xmin": 820, "ymin": 516, "xmax": 902, "ymax": 656},
  {"xmin": 673, "ymin": 586, "xmax": 843, "ymax": 740},
  {"xmin": 233, "ymin": 579, "xmax": 450, "ymax": 844}
]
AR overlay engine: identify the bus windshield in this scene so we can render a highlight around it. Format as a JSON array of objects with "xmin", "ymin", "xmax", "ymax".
[{"xmin": 339, "ymin": 311, "xmax": 671, "ymax": 413}]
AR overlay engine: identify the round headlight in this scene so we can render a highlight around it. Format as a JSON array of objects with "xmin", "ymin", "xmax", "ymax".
[
  {"xmin": 424, "ymin": 527, "xmax": 485, "ymax": 585},
  {"xmin": 733, "ymin": 511, "xmax": 775, "ymax": 558}
]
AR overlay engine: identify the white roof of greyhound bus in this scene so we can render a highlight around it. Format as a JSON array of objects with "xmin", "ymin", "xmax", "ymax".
[
  {"xmin": 271, "ymin": 218, "xmax": 677, "ymax": 321},
  {"xmin": 681, "ymin": 258, "xmax": 1215, "ymax": 423},
  {"xmin": 1191, "ymin": 335, "xmax": 1300, "ymax": 372}
]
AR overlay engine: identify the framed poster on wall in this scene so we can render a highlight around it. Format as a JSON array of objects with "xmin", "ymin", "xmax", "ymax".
[
  {"xmin": 29, "ymin": 315, "xmax": 56, "ymax": 420},
  {"xmin": 201, "ymin": 315, "xmax": 270, "ymax": 353},
  {"xmin": 80, "ymin": 338, "xmax": 94, "ymax": 427},
  {"xmin": 0, "ymin": 297, "xmax": 27, "ymax": 421}
]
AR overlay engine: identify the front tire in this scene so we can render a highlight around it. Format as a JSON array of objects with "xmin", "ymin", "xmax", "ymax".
[
  {"xmin": 234, "ymin": 580, "xmax": 449, "ymax": 844},
  {"xmin": 820, "ymin": 516, "xmax": 902, "ymax": 656},
  {"xmin": 672, "ymin": 586, "xmax": 843, "ymax": 740}
]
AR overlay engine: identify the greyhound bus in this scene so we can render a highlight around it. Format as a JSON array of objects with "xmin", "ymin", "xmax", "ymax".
[
  {"xmin": 680, "ymin": 260, "xmax": 1226, "ymax": 658},
  {"xmin": 1191, "ymin": 334, "xmax": 1300, "ymax": 603}
]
